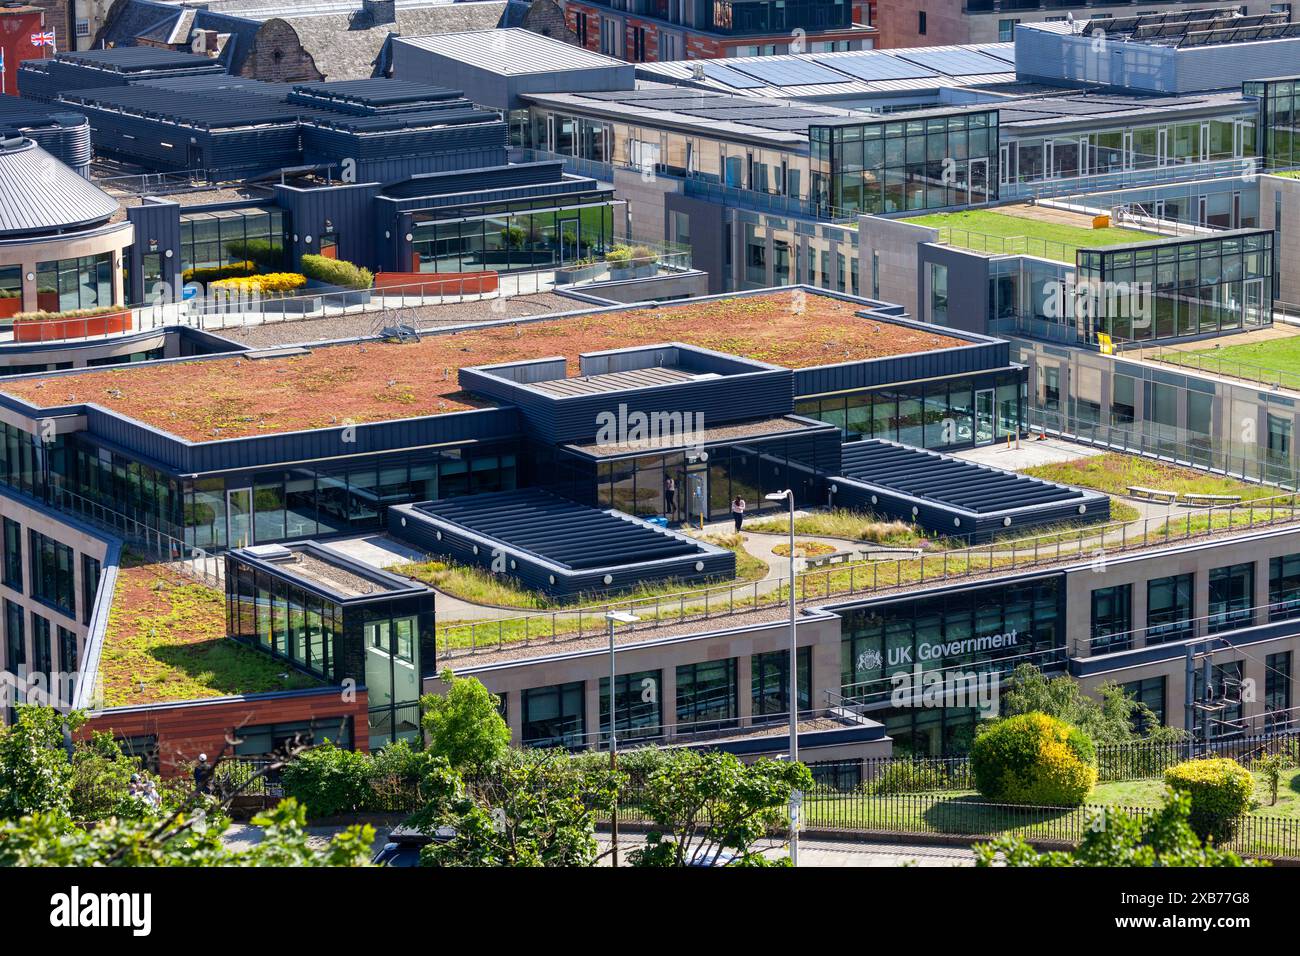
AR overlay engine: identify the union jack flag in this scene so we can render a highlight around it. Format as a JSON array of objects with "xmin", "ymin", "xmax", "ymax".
[{"xmin": 31, "ymin": 31, "xmax": 56, "ymax": 48}]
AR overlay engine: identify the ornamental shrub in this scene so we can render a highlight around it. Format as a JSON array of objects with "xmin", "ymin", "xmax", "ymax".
[
  {"xmin": 1164, "ymin": 758, "xmax": 1255, "ymax": 844},
  {"xmin": 210, "ymin": 272, "xmax": 307, "ymax": 295},
  {"xmin": 300, "ymin": 254, "xmax": 373, "ymax": 290},
  {"xmin": 971, "ymin": 712, "xmax": 1097, "ymax": 807},
  {"xmin": 224, "ymin": 238, "xmax": 284, "ymax": 269},
  {"xmin": 280, "ymin": 742, "xmax": 374, "ymax": 817},
  {"xmin": 13, "ymin": 304, "xmax": 126, "ymax": 322},
  {"xmin": 872, "ymin": 758, "xmax": 952, "ymax": 795}
]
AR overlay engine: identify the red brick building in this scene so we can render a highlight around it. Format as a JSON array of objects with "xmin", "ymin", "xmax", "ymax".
[
  {"xmin": 563, "ymin": 0, "xmax": 875, "ymax": 61},
  {"xmin": 0, "ymin": 4, "xmax": 52, "ymax": 97}
]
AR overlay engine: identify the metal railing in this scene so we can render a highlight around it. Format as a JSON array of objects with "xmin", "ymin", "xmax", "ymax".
[
  {"xmin": 933, "ymin": 225, "xmax": 1077, "ymax": 263},
  {"xmin": 437, "ymin": 488, "xmax": 1300, "ymax": 657},
  {"xmin": 1006, "ymin": 157, "xmax": 1266, "ymax": 202},
  {"xmin": 1030, "ymin": 407, "xmax": 1300, "ymax": 489},
  {"xmin": 1144, "ymin": 343, "xmax": 1300, "ymax": 393}
]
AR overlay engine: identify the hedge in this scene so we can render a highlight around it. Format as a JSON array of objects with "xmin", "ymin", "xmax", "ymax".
[
  {"xmin": 970, "ymin": 712, "xmax": 1097, "ymax": 807},
  {"xmin": 224, "ymin": 239, "xmax": 284, "ymax": 269},
  {"xmin": 183, "ymin": 262, "xmax": 256, "ymax": 284},
  {"xmin": 301, "ymin": 254, "xmax": 372, "ymax": 290},
  {"xmin": 1164, "ymin": 758, "xmax": 1255, "ymax": 844}
]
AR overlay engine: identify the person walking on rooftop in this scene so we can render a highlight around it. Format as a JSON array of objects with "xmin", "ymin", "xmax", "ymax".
[{"xmin": 732, "ymin": 496, "xmax": 746, "ymax": 533}]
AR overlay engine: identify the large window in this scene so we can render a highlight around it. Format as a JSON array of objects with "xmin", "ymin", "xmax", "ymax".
[
  {"xmin": 4, "ymin": 598, "xmax": 23, "ymax": 674},
  {"xmin": 1270, "ymin": 553, "xmax": 1300, "ymax": 620},
  {"xmin": 179, "ymin": 206, "xmax": 285, "ymax": 277},
  {"xmin": 521, "ymin": 682, "xmax": 585, "ymax": 749},
  {"xmin": 600, "ymin": 669, "xmax": 662, "ymax": 743},
  {"xmin": 81, "ymin": 555, "xmax": 101, "ymax": 626},
  {"xmin": 411, "ymin": 198, "xmax": 617, "ymax": 275},
  {"xmin": 811, "ymin": 110, "xmax": 998, "ymax": 217},
  {"xmin": 1146, "ymin": 573, "xmax": 1194, "ymax": 643},
  {"xmin": 751, "ymin": 647, "xmax": 811, "ymax": 722},
  {"xmin": 27, "ymin": 530, "xmax": 75, "ymax": 618},
  {"xmin": 35, "ymin": 252, "xmax": 113, "ymax": 313},
  {"xmin": 1267, "ymin": 652, "xmax": 1293, "ymax": 731},
  {"xmin": 1208, "ymin": 563, "xmax": 1255, "ymax": 633},
  {"xmin": 676, "ymin": 659, "xmax": 738, "ymax": 732},
  {"xmin": 30, "ymin": 613, "xmax": 51, "ymax": 684},
  {"xmin": 1121, "ymin": 676, "xmax": 1166, "ymax": 730},
  {"xmin": 2, "ymin": 518, "xmax": 20, "ymax": 591},
  {"xmin": 1090, "ymin": 584, "xmax": 1133, "ymax": 653},
  {"xmin": 1194, "ymin": 661, "xmax": 1245, "ymax": 738},
  {"xmin": 1077, "ymin": 231, "xmax": 1273, "ymax": 347},
  {"xmin": 57, "ymin": 626, "xmax": 77, "ymax": 703}
]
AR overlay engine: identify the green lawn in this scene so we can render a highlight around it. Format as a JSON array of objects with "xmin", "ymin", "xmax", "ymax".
[
  {"xmin": 907, "ymin": 209, "xmax": 1154, "ymax": 262},
  {"xmin": 1159, "ymin": 334, "xmax": 1300, "ymax": 391},
  {"xmin": 1022, "ymin": 452, "xmax": 1278, "ymax": 502}
]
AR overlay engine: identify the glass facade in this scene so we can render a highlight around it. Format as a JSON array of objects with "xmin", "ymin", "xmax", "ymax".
[
  {"xmin": 599, "ymin": 669, "xmax": 663, "ymax": 743},
  {"xmin": 1245, "ymin": 77, "xmax": 1300, "ymax": 170},
  {"xmin": 180, "ymin": 206, "xmax": 286, "ymax": 278},
  {"xmin": 676, "ymin": 658, "xmax": 738, "ymax": 732},
  {"xmin": 810, "ymin": 111, "xmax": 999, "ymax": 217},
  {"xmin": 1270, "ymin": 552, "xmax": 1300, "ymax": 620},
  {"xmin": 712, "ymin": 0, "xmax": 851, "ymax": 32},
  {"xmin": 1266, "ymin": 651, "xmax": 1293, "ymax": 731},
  {"xmin": 2, "ymin": 517, "xmax": 20, "ymax": 591},
  {"xmin": 410, "ymin": 196, "xmax": 618, "ymax": 274},
  {"xmin": 1076, "ymin": 231, "xmax": 1273, "ymax": 345},
  {"xmin": 1090, "ymin": 583, "xmax": 1132, "ymax": 653},
  {"xmin": 795, "ymin": 371, "xmax": 1026, "ymax": 450},
  {"xmin": 225, "ymin": 554, "xmax": 433, "ymax": 747},
  {"xmin": 522, "ymin": 681, "xmax": 585, "ymax": 748},
  {"xmin": 1121, "ymin": 676, "xmax": 1166, "ymax": 730},
  {"xmin": 840, "ymin": 576, "xmax": 1064, "ymax": 702},
  {"xmin": 1146, "ymin": 573, "xmax": 1194, "ymax": 644},
  {"xmin": 27, "ymin": 530, "xmax": 74, "ymax": 618},
  {"xmin": 35, "ymin": 252, "xmax": 114, "ymax": 313},
  {"xmin": 1208, "ymin": 562, "xmax": 1255, "ymax": 634},
  {"xmin": 1002, "ymin": 115, "xmax": 1255, "ymax": 184},
  {"xmin": 751, "ymin": 647, "xmax": 811, "ymax": 722}
]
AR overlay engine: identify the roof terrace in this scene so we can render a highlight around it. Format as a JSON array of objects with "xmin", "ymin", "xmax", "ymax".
[{"xmin": 0, "ymin": 291, "xmax": 965, "ymax": 443}]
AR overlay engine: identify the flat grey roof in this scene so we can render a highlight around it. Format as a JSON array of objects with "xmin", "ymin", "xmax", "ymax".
[
  {"xmin": 528, "ymin": 366, "xmax": 697, "ymax": 398},
  {"xmin": 395, "ymin": 27, "xmax": 626, "ymax": 75}
]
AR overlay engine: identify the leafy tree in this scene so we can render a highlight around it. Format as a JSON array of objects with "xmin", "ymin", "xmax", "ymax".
[
  {"xmin": 411, "ymin": 749, "xmax": 619, "ymax": 867},
  {"xmin": 0, "ymin": 799, "xmax": 372, "ymax": 867},
  {"xmin": 974, "ymin": 791, "xmax": 1263, "ymax": 867},
  {"xmin": 420, "ymin": 669, "xmax": 510, "ymax": 775},
  {"xmin": 1001, "ymin": 663, "xmax": 1184, "ymax": 745},
  {"xmin": 0, "ymin": 705, "xmax": 85, "ymax": 820},
  {"xmin": 623, "ymin": 748, "xmax": 813, "ymax": 867}
]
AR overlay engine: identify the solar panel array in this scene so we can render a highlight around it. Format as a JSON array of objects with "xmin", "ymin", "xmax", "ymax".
[
  {"xmin": 417, "ymin": 489, "xmax": 704, "ymax": 570},
  {"xmin": 575, "ymin": 88, "xmax": 847, "ymax": 132},
  {"xmin": 654, "ymin": 44, "xmax": 1016, "ymax": 94},
  {"xmin": 838, "ymin": 441, "xmax": 1087, "ymax": 514}
]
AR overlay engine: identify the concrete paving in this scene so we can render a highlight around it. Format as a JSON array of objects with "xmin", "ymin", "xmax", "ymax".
[{"xmin": 951, "ymin": 435, "xmax": 1103, "ymax": 472}]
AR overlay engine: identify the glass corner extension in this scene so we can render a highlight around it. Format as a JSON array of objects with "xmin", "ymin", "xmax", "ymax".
[{"xmin": 811, "ymin": 110, "xmax": 999, "ymax": 218}]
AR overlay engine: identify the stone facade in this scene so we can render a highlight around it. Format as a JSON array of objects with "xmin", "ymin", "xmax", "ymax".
[{"xmin": 237, "ymin": 19, "xmax": 322, "ymax": 83}]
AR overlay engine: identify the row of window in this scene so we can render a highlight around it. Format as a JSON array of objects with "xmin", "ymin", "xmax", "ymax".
[
  {"xmin": 512, "ymin": 649, "xmax": 812, "ymax": 748},
  {"xmin": 3, "ymin": 599, "xmax": 78, "ymax": 711},
  {"xmin": 1088, "ymin": 559, "xmax": 1276, "ymax": 652},
  {"xmin": 2, "ymin": 519, "xmax": 99, "ymax": 627}
]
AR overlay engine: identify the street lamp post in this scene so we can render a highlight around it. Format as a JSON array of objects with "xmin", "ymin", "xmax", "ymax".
[
  {"xmin": 605, "ymin": 610, "xmax": 640, "ymax": 867},
  {"xmin": 765, "ymin": 488, "xmax": 799, "ymax": 867}
]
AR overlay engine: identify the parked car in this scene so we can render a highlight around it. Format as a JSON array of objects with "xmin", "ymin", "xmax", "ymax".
[{"xmin": 371, "ymin": 824, "xmax": 455, "ymax": 866}]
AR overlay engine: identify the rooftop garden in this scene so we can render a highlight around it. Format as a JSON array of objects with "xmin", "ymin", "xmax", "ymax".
[
  {"xmin": 1, "ymin": 292, "xmax": 963, "ymax": 443},
  {"xmin": 1020, "ymin": 453, "xmax": 1278, "ymax": 502},
  {"xmin": 1155, "ymin": 332, "xmax": 1300, "ymax": 392},
  {"xmin": 907, "ymin": 209, "xmax": 1153, "ymax": 262},
  {"xmin": 100, "ymin": 561, "xmax": 320, "ymax": 707}
]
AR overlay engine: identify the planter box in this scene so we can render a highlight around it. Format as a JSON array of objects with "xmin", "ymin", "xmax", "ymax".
[
  {"xmin": 14, "ymin": 308, "xmax": 133, "ymax": 343},
  {"xmin": 305, "ymin": 279, "xmax": 372, "ymax": 307},
  {"xmin": 374, "ymin": 270, "xmax": 498, "ymax": 296},
  {"xmin": 37, "ymin": 291, "xmax": 59, "ymax": 313},
  {"xmin": 0, "ymin": 298, "xmax": 20, "ymax": 320},
  {"xmin": 555, "ymin": 263, "xmax": 606, "ymax": 284},
  {"xmin": 608, "ymin": 263, "xmax": 658, "ymax": 281}
]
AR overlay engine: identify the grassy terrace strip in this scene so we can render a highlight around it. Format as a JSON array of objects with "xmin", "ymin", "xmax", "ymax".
[
  {"xmin": 1155, "ymin": 334, "xmax": 1300, "ymax": 391},
  {"xmin": 906, "ymin": 209, "xmax": 1153, "ymax": 262},
  {"xmin": 436, "ymin": 492, "xmax": 1300, "ymax": 656},
  {"xmin": 101, "ymin": 561, "xmax": 320, "ymax": 707},
  {"xmin": 392, "ymin": 532, "xmax": 767, "ymax": 612},
  {"xmin": 1021, "ymin": 452, "xmax": 1276, "ymax": 501},
  {"xmin": 0, "ymin": 293, "xmax": 964, "ymax": 443}
]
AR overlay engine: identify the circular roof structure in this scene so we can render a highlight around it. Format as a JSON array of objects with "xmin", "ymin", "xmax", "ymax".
[{"xmin": 0, "ymin": 137, "xmax": 119, "ymax": 239}]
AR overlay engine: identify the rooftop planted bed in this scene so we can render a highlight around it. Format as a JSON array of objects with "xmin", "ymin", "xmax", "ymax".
[
  {"xmin": 1, "ymin": 293, "xmax": 964, "ymax": 442},
  {"xmin": 100, "ymin": 562, "xmax": 320, "ymax": 707}
]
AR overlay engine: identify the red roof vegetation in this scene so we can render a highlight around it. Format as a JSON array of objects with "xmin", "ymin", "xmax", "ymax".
[{"xmin": 2, "ymin": 293, "xmax": 964, "ymax": 442}]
